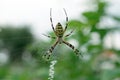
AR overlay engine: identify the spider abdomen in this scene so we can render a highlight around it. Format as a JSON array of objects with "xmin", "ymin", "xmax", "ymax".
[
  {"xmin": 55, "ymin": 23, "xmax": 64, "ymax": 37},
  {"xmin": 56, "ymin": 28, "xmax": 64, "ymax": 37}
]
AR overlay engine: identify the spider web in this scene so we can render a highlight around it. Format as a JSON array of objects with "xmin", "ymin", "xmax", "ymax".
[{"xmin": 0, "ymin": 35, "xmax": 48, "ymax": 64}]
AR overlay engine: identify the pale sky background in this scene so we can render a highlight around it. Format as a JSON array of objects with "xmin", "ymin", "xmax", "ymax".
[
  {"xmin": 0, "ymin": 0, "xmax": 120, "ymax": 48},
  {"xmin": 0, "ymin": 0, "xmax": 119, "ymax": 33},
  {"xmin": 0, "ymin": 0, "xmax": 90, "ymax": 35}
]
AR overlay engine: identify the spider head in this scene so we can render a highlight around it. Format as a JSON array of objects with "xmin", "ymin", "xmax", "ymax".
[
  {"xmin": 57, "ymin": 22, "xmax": 62, "ymax": 26},
  {"xmin": 55, "ymin": 22, "xmax": 63, "ymax": 29}
]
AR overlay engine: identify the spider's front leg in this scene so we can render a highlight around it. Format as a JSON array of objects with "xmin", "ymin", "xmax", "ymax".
[
  {"xmin": 63, "ymin": 8, "xmax": 68, "ymax": 32},
  {"xmin": 42, "ymin": 34, "xmax": 56, "ymax": 39},
  {"xmin": 62, "ymin": 40, "xmax": 83, "ymax": 57},
  {"xmin": 50, "ymin": 8, "xmax": 56, "ymax": 33},
  {"xmin": 64, "ymin": 29, "xmax": 74, "ymax": 37},
  {"xmin": 43, "ymin": 40, "xmax": 59, "ymax": 60}
]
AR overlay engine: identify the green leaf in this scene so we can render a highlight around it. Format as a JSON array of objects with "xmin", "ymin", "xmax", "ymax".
[{"xmin": 101, "ymin": 69, "xmax": 120, "ymax": 80}]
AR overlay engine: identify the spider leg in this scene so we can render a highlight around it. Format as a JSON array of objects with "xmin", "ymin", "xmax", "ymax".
[
  {"xmin": 42, "ymin": 34, "xmax": 56, "ymax": 39},
  {"xmin": 65, "ymin": 29, "xmax": 74, "ymax": 37},
  {"xmin": 43, "ymin": 40, "xmax": 59, "ymax": 60},
  {"xmin": 50, "ymin": 8, "xmax": 55, "ymax": 32},
  {"xmin": 62, "ymin": 40, "xmax": 83, "ymax": 57},
  {"xmin": 63, "ymin": 8, "xmax": 68, "ymax": 32}
]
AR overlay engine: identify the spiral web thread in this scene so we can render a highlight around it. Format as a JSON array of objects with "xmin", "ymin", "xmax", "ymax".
[{"xmin": 48, "ymin": 60, "xmax": 57, "ymax": 80}]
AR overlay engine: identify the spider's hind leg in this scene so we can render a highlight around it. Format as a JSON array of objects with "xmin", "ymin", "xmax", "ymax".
[
  {"xmin": 43, "ymin": 41, "xmax": 59, "ymax": 60},
  {"xmin": 43, "ymin": 51, "xmax": 52, "ymax": 60},
  {"xmin": 62, "ymin": 40, "xmax": 83, "ymax": 57}
]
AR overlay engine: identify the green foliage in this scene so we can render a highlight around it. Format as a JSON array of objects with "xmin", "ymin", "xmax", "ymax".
[
  {"xmin": 0, "ymin": 66, "xmax": 9, "ymax": 79},
  {"xmin": 0, "ymin": 26, "xmax": 33, "ymax": 62},
  {"xmin": 101, "ymin": 69, "xmax": 120, "ymax": 80},
  {"xmin": 53, "ymin": 0, "xmax": 120, "ymax": 80}
]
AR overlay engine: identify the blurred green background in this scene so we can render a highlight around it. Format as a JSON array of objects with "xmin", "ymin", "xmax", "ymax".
[{"xmin": 0, "ymin": 0, "xmax": 120, "ymax": 80}]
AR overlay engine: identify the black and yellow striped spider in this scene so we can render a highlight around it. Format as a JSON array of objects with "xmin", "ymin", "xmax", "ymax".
[{"xmin": 43, "ymin": 8, "xmax": 82, "ymax": 60}]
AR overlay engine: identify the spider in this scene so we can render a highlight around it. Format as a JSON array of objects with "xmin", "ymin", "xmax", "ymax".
[{"xmin": 43, "ymin": 8, "xmax": 82, "ymax": 60}]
